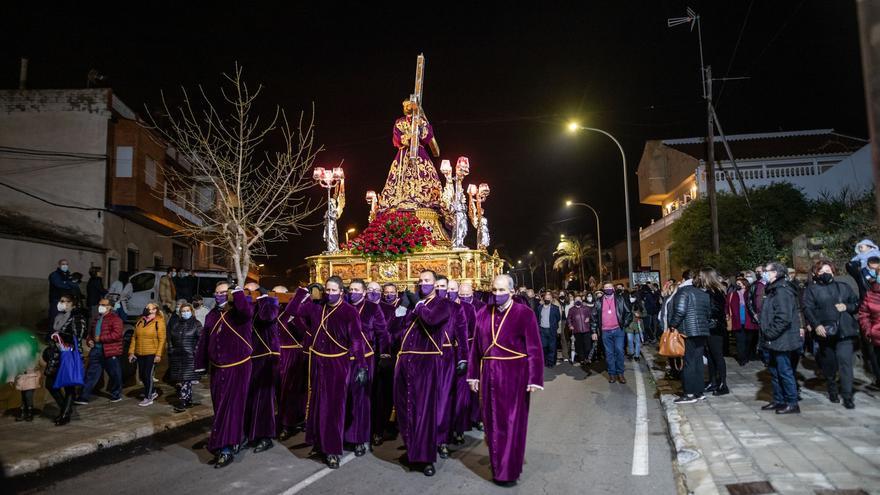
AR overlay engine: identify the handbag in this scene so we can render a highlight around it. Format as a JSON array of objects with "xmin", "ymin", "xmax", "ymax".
[
  {"xmin": 52, "ymin": 335, "xmax": 84, "ymax": 389},
  {"xmin": 659, "ymin": 329, "xmax": 686, "ymax": 358}
]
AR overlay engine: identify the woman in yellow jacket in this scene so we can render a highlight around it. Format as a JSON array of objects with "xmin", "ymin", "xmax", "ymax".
[{"xmin": 129, "ymin": 302, "xmax": 166, "ymax": 406}]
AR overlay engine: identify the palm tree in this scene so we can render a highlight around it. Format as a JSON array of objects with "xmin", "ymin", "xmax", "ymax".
[{"xmin": 553, "ymin": 234, "xmax": 596, "ymax": 290}]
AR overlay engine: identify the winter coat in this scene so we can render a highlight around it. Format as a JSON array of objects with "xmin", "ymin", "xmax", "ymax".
[
  {"xmin": 173, "ymin": 275, "xmax": 197, "ymax": 301},
  {"xmin": 87, "ymin": 311, "xmax": 124, "ymax": 357},
  {"xmin": 590, "ymin": 293, "xmax": 633, "ymax": 332},
  {"xmin": 759, "ymin": 278, "xmax": 802, "ymax": 352},
  {"xmin": 86, "ymin": 276, "xmax": 106, "ymax": 307},
  {"xmin": 129, "ymin": 316, "xmax": 167, "ymax": 357},
  {"xmin": 727, "ymin": 289, "xmax": 758, "ymax": 330},
  {"xmin": 747, "ymin": 281, "xmax": 765, "ymax": 324},
  {"xmin": 707, "ymin": 289, "xmax": 727, "ymax": 336},
  {"xmin": 167, "ymin": 315, "xmax": 203, "ymax": 382},
  {"xmin": 159, "ymin": 275, "xmax": 176, "ymax": 307},
  {"xmin": 566, "ymin": 304, "xmax": 592, "ymax": 334},
  {"xmin": 51, "ymin": 309, "xmax": 87, "ymax": 346},
  {"xmin": 534, "ymin": 302, "xmax": 561, "ymax": 331},
  {"xmin": 668, "ymin": 284, "xmax": 711, "ymax": 338},
  {"xmin": 803, "ymin": 279, "xmax": 859, "ymax": 340},
  {"xmin": 858, "ymin": 282, "xmax": 880, "ymax": 346}
]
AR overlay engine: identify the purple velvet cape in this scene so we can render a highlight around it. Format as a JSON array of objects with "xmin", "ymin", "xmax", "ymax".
[
  {"xmin": 276, "ymin": 288, "xmax": 309, "ymax": 429},
  {"xmin": 344, "ymin": 299, "xmax": 388, "ymax": 444},
  {"xmin": 245, "ymin": 296, "xmax": 280, "ymax": 441}
]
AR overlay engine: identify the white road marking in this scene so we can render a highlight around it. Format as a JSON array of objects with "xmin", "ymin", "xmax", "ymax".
[
  {"xmin": 631, "ymin": 359, "xmax": 650, "ymax": 476},
  {"xmin": 278, "ymin": 452, "xmax": 356, "ymax": 495}
]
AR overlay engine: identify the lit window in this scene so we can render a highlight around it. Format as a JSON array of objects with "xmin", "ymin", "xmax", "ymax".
[{"xmin": 115, "ymin": 146, "xmax": 133, "ymax": 178}]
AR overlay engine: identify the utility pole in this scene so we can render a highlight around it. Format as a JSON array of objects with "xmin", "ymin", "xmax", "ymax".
[{"xmin": 706, "ymin": 66, "xmax": 720, "ymax": 255}]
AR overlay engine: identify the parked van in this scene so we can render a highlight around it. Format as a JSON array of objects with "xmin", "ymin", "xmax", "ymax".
[{"xmin": 126, "ymin": 270, "xmax": 232, "ymax": 318}]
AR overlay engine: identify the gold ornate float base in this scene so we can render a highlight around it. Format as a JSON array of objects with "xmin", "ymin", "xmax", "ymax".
[{"xmin": 307, "ymin": 247, "xmax": 504, "ymax": 290}]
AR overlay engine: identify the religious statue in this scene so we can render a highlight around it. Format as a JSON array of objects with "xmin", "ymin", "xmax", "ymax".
[
  {"xmin": 377, "ymin": 54, "xmax": 442, "ymax": 212},
  {"xmin": 323, "ymin": 178, "xmax": 345, "ymax": 253},
  {"xmin": 441, "ymin": 158, "xmax": 469, "ymax": 249},
  {"xmin": 468, "ymin": 183, "xmax": 491, "ymax": 250},
  {"xmin": 366, "ymin": 190, "xmax": 378, "ymax": 223}
]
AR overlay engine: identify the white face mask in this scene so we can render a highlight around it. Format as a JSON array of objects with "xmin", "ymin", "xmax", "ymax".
[
  {"xmin": 98, "ymin": 306, "xmax": 109, "ymax": 315},
  {"xmin": 57, "ymin": 302, "xmax": 68, "ymax": 312}
]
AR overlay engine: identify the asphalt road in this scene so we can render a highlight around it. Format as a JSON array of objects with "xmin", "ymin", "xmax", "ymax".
[{"xmin": 10, "ymin": 359, "xmax": 676, "ymax": 495}]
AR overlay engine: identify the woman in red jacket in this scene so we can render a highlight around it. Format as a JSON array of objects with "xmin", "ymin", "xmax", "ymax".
[
  {"xmin": 727, "ymin": 277, "xmax": 759, "ymax": 365},
  {"xmin": 75, "ymin": 298, "xmax": 125, "ymax": 404},
  {"xmin": 859, "ymin": 280, "xmax": 880, "ymax": 388}
]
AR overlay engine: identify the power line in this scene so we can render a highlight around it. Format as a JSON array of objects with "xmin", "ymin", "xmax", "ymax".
[
  {"xmin": 0, "ymin": 180, "xmax": 108, "ymax": 212},
  {"xmin": 716, "ymin": 0, "xmax": 755, "ymax": 106}
]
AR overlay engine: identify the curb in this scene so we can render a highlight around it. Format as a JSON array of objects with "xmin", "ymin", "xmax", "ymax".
[
  {"xmin": 3, "ymin": 406, "xmax": 213, "ymax": 478},
  {"xmin": 642, "ymin": 349, "xmax": 721, "ymax": 495}
]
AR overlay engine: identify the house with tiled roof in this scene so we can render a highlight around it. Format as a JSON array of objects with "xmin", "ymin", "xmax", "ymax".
[{"xmin": 636, "ymin": 129, "xmax": 872, "ymax": 281}]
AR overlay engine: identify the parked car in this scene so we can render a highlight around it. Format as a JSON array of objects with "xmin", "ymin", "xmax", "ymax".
[{"xmin": 126, "ymin": 269, "xmax": 231, "ymax": 319}]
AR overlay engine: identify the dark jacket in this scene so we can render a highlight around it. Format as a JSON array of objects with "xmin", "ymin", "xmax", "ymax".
[
  {"xmin": 566, "ymin": 304, "xmax": 592, "ymax": 334},
  {"xmin": 86, "ymin": 276, "xmax": 106, "ymax": 307},
  {"xmin": 803, "ymin": 279, "xmax": 859, "ymax": 340},
  {"xmin": 641, "ymin": 288, "xmax": 661, "ymax": 315},
  {"xmin": 707, "ymin": 288, "xmax": 727, "ymax": 336},
  {"xmin": 759, "ymin": 278, "xmax": 802, "ymax": 352},
  {"xmin": 48, "ymin": 268, "xmax": 80, "ymax": 308},
  {"xmin": 88, "ymin": 311, "xmax": 124, "ymax": 357},
  {"xmin": 747, "ymin": 280, "xmax": 765, "ymax": 324},
  {"xmin": 167, "ymin": 315, "xmax": 203, "ymax": 382},
  {"xmin": 668, "ymin": 284, "xmax": 711, "ymax": 338},
  {"xmin": 174, "ymin": 275, "xmax": 197, "ymax": 301},
  {"xmin": 51, "ymin": 309, "xmax": 88, "ymax": 346},
  {"xmin": 590, "ymin": 293, "xmax": 633, "ymax": 332},
  {"xmin": 534, "ymin": 302, "xmax": 561, "ymax": 331}
]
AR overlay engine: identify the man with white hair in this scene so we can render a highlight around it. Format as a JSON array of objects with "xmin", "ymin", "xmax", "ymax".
[{"xmin": 468, "ymin": 274, "xmax": 543, "ymax": 486}]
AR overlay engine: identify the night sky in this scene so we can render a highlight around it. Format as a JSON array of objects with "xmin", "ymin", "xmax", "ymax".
[{"xmin": 2, "ymin": 1, "xmax": 868, "ymax": 282}]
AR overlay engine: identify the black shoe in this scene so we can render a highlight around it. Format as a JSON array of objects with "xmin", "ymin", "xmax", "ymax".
[
  {"xmin": 253, "ymin": 438, "xmax": 273, "ymax": 453},
  {"xmin": 761, "ymin": 402, "xmax": 783, "ymax": 411},
  {"xmin": 438, "ymin": 444, "xmax": 449, "ymax": 459},
  {"xmin": 704, "ymin": 382, "xmax": 718, "ymax": 393},
  {"xmin": 475, "ymin": 422, "xmax": 484, "ymax": 432},
  {"xmin": 775, "ymin": 404, "xmax": 800, "ymax": 415},
  {"xmin": 674, "ymin": 395, "xmax": 699, "ymax": 405},
  {"xmin": 233, "ymin": 439, "xmax": 248, "ymax": 454},
  {"xmin": 327, "ymin": 455, "xmax": 340, "ymax": 469},
  {"xmin": 24, "ymin": 407, "xmax": 34, "ymax": 422},
  {"xmin": 279, "ymin": 428, "xmax": 294, "ymax": 441},
  {"xmin": 354, "ymin": 443, "xmax": 367, "ymax": 457},
  {"xmin": 829, "ymin": 393, "xmax": 840, "ymax": 404},
  {"xmin": 423, "ymin": 463, "xmax": 435, "ymax": 476},
  {"xmin": 371, "ymin": 433, "xmax": 384, "ymax": 446},
  {"xmin": 214, "ymin": 453, "xmax": 234, "ymax": 468},
  {"xmin": 713, "ymin": 385, "xmax": 730, "ymax": 396},
  {"xmin": 452, "ymin": 432, "xmax": 465, "ymax": 445},
  {"xmin": 493, "ymin": 479, "xmax": 517, "ymax": 487},
  {"xmin": 14, "ymin": 407, "xmax": 26, "ymax": 422},
  {"xmin": 843, "ymin": 398, "xmax": 855, "ymax": 409}
]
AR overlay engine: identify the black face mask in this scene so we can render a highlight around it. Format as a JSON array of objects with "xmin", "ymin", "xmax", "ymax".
[{"xmin": 815, "ymin": 273, "xmax": 833, "ymax": 285}]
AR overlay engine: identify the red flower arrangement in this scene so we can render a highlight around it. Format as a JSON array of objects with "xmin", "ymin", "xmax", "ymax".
[{"xmin": 343, "ymin": 210, "xmax": 434, "ymax": 260}]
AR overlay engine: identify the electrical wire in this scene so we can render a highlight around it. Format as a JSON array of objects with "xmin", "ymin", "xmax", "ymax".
[
  {"xmin": 0, "ymin": 180, "xmax": 108, "ymax": 212},
  {"xmin": 716, "ymin": 0, "xmax": 755, "ymax": 106}
]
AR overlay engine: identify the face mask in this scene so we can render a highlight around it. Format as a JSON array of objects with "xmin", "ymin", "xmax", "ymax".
[
  {"xmin": 420, "ymin": 284, "xmax": 434, "ymax": 296},
  {"xmin": 629, "ymin": 297, "xmax": 636, "ymax": 303},
  {"xmin": 114, "ymin": 302, "xmax": 121, "ymax": 310},
  {"xmin": 60, "ymin": 265, "xmax": 69, "ymax": 272},
  {"xmin": 98, "ymin": 306, "xmax": 108, "ymax": 315},
  {"xmin": 57, "ymin": 302, "xmax": 68, "ymax": 312},
  {"xmin": 181, "ymin": 311, "xmax": 193, "ymax": 320},
  {"xmin": 461, "ymin": 296, "xmax": 473, "ymax": 304},
  {"xmin": 214, "ymin": 293, "xmax": 228, "ymax": 306},
  {"xmin": 745, "ymin": 276, "xmax": 756, "ymax": 284},
  {"xmin": 366, "ymin": 292, "xmax": 381, "ymax": 304},
  {"xmin": 586, "ymin": 297, "xmax": 594, "ymax": 303},
  {"xmin": 349, "ymin": 292, "xmax": 364, "ymax": 304},
  {"xmin": 761, "ymin": 272, "xmax": 771, "ymax": 284},
  {"xmin": 383, "ymin": 294, "xmax": 397, "ymax": 303},
  {"xmin": 816, "ymin": 273, "xmax": 833, "ymax": 285},
  {"xmin": 869, "ymin": 269, "xmax": 878, "ymax": 278},
  {"xmin": 436, "ymin": 288, "xmax": 448, "ymax": 299},
  {"xmin": 447, "ymin": 291, "xmax": 458, "ymax": 300},
  {"xmin": 574, "ymin": 301, "xmax": 583, "ymax": 306},
  {"xmin": 603, "ymin": 289, "xmax": 614, "ymax": 296},
  {"xmin": 327, "ymin": 293, "xmax": 342, "ymax": 305},
  {"xmin": 543, "ymin": 299, "xmax": 551, "ymax": 305},
  {"xmin": 494, "ymin": 293, "xmax": 510, "ymax": 307}
]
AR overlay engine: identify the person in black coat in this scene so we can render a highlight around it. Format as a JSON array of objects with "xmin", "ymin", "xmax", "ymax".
[
  {"xmin": 47, "ymin": 294, "xmax": 88, "ymax": 425},
  {"xmin": 759, "ymin": 262, "xmax": 803, "ymax": 415},
  {"xmin": 702, "ymin": 269, "xmax": 729, "ymax": 396},
  {"xmin": 668, "ymin": 273, "xmax": 711, "ymax": 404},
  {"xmin": 167, "ymin": 303, "xmax": 203, "ymax": 412},
  {"xmin": 803, "ymin": 260, "xmax": 860, "ymax": 409}
]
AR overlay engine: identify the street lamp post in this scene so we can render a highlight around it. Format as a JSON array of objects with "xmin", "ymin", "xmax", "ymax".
[
  {"xmin": 566, "ymin": 201, "xmax": 603, "ymax": 284},
  {"xmin": 567, "ymin": 123, "xmax": 634, "ymax": 286}
]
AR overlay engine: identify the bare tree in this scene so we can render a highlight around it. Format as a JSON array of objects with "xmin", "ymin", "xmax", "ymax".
[{"xmin": 149, "ymin": 64, "xmax": 323, "ymax": 283}]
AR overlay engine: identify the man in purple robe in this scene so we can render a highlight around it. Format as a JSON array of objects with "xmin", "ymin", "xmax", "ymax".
[
  {"xmin": 394, "ymin": 270, "xmax": 453, "ymax": 476},
  {"xmin": 344, "ymin": 279, "xmax": 389, "ymax": 456},
  {"xmin": 468, "ymin": 274, "xmax": 544, "ymax": 487},
  {"xmin": 277, "ymin": 287, "xmax": 310, "ymax": 440},
  {"xmin": 194, "ymin": 282, "xmax": 254, "ymax": 468},
  {"xmin": 433, "ymin": 275, "xmax": 467, "ymax": 458},
  {"xmin": 375, "ymin": 282, "xmax": 407, "ymax": 445},
  {"xmin": 299, "ymin": 276, "xmax": 368, "ymax": 469},
  {"xmin": 244, "ymin": 293, "xmax": 280, "ymax": 453},
  {"xmin": 460, "ymin": 281, "xmax": 485, "ymax": 430},
  {"xmin": 449, "ymin": 280, "xmax": 475, "ymax": 443}
]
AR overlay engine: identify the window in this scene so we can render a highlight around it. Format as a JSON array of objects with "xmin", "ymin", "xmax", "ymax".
[
  {"xmin": 153, "ymin": 255, "xmax": 163, "ymax": 269},
  {"xmin": 212, "ymin": 246, "xmax": 226, "ymax": 267},
  {"xmin": 172, "ymin": 244, "xmax": 189, "ymax": 269},
  {"xmin": 196, "ymin": 185, "xmax": 214, "ymax": 211},
  {"xmin": 116, "ymin": 146, "xmax": 133, "ymax": 178},
  {"xmin": 145, "ymin": 156, "xmax": 158, "ymax": 189},
  {"xmin": 126, "ymin": 248, "xmax": 139, "ymax": 273},
  {"xmin": 649, "ymin": 253, "xmax": 660, "ymax": 271},
  {"xmin": 130, "ymin": 273, "xmax": 156, "ymax": 292}
]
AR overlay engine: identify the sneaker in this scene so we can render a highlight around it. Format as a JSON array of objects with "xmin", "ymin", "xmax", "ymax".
[
  {"xmin": 73, "ymin": 399, "xmax": 89, "ymax": 405},
  {"xmin": 110, "ymin": 397, "xmax": 123, "ymax": 403},
  {"xmin": 138, "ymin": 398, "xmax": 154, "ymax": 407},
  {"xmin": 674, "ymin": 395, "xmax": 699, "ymax": 405},
  {"xmin": 150, "ymin": 391, "xmax": 159, "ymax": 401}
]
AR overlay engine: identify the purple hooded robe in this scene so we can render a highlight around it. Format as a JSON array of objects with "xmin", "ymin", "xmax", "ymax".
[
  {"xmin": 344, "ymin": 299, "xmax": 389, "ymax": 444},
  {"xmin": 277, "ymin": 288, "xmax": 309, "ymax": 430},
  {"xmin": 245, "ymin": 295, "xmax": 280, "ymax": 441}
]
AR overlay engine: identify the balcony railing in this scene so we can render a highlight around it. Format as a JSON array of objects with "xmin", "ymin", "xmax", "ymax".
[
  {"xmin": 163, "ymin": 197, "xmax": 203, "ymax": 226},
  {"xmin": 712, "ymin": 162, "xmax": 822, "ymax": 183},
  {"xmin": 639, "ymin": 206, "xmax": 684, "ymax": 240}
]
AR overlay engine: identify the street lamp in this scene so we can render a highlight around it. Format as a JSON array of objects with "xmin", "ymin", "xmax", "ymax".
[
  {"xmin": 566, "ymin": 122, "xmax": 634, "ymax": 285},
  {"xmin": 565, "ymin": 200, "xmax": 603, "ymax": 284},
  {"xmin": 345, "ymin": 228, "xmax": 356, "ymax": 244}
]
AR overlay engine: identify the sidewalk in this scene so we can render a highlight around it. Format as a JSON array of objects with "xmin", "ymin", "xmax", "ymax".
[
  {"xmin": 0, "ymin": 380, "xmax": 213, "ymax": 477},
  {"xmin": 644, "ymin": 345, "xmax": 880, "ymax": 495}
]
